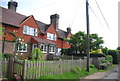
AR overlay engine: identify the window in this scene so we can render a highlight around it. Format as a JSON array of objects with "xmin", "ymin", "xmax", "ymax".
[
  {"xmin": 40, "ymin": 44, "xmax": 47, "ymax": 53},
  {"xmin": 32, "ymin": 44, "xmax": 37, "ymax": 49},
  {"xmin": 49, "ymin": 45, "xmax": 55, "ymax": 53},
  {"xmin": 23, "ymin": 25, "xmax": 38, "ymax": 36},
  {"xmin": 47, "ymin": 33, "xmax": 56, "ymax": 41},
  {"xmin": 17, "ymin": 43, "xmax": 27, "ymax": 52}
]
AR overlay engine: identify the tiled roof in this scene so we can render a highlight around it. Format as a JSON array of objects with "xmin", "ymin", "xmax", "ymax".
[
  {"xmin": 32, "ymin": 36, "xmax": 57, "ymax": 45},
  {"xmin": 1, "ymin": 6, "xmax": 70, "ymax": 39},
  {"xmin": 57, "ymin": 29, "xmax": 69, "ymax": 39},
  {"xmin": 36, "ymin": 20, "xmax": 47, "ymax": 34},
  {"xmin": 0, "ymin": 6, "xmax": 27, "ymax": 27}
]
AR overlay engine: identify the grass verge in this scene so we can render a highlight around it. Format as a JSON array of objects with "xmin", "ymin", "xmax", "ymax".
[
  {"xmin": 38, "ymin": 66, "xmax": 98, "ymax": 80},
  {"xmin": 99, "ymin": 64, "xmax": 117, "ymax": 72}
]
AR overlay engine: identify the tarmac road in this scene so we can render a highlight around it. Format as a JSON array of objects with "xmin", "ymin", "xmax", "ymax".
[{"xmin": 100, "ymin": 64, "xmax": 120, "ymax": 81}]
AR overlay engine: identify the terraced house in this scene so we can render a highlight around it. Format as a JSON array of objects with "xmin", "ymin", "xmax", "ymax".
[{"xmin": 0, "ymin": 0, "xmax": 72, "ymax": 58}]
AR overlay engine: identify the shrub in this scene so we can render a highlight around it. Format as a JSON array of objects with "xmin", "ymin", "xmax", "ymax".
[
  {"xmin": 30, "ymin": 48, "xmax": 44, "ymax": 60},
  {"xmin": 107, "ymin": 55, "xmax": 113, "ymax": 63},
  {"xmin": 108, "ymin": 50, "xmax": 119, "ymax": 64},
  {"xmin": 117, "ymin": 50, "xmax": 120, "ymax": 63},
  {"xmin": 90, "ymin": 64, "xmax": 95, "ymax": 68},
  {"xmin": 3, "ymin": 53, "xmax": 14, "ymax": 58}
]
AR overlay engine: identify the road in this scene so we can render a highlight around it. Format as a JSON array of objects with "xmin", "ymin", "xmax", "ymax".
[{"xmin": 102, "ymin": 65, "xmax": 119, "ymax": 79}]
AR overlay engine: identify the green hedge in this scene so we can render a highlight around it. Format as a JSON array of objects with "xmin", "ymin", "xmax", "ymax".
[
  {"xmin": 117, "ymin": 50, "xmax": 120, "ymax": 63},
  {"xmin": 108, "ymin": 50, "xmax": 119, "ymax": 64}
]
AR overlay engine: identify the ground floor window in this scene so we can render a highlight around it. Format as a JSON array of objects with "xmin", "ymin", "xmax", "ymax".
[
  {"xmin": 49, "ymin": 45, "xmax": 55, "ymax": 53},
  {"xmin": 39, "ymin": 44, "xmax": 47, "ymax": 53},
  {"xmin": 32, "ymin": 44, "xmax": 37, "ymax": 49},
  {"xmin": 17, "ymin": 43, "xmax": 27, "ymax": 52}
]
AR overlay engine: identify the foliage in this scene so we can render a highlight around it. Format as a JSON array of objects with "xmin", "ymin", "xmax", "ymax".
[
  {"xmin": 117, "ymin": 50, "xmax": 120, "ymax": 63},
  {"xmin": 117, "ymin": 47, "xmax": 120, "ymax": 50},
  {"xmin": 39, "ymin": 67, "xmax": 98, "ymax": 80},
  {"xmin": 108, "ymin": 50, "xmax": 119, "ymax": 64},
  {"xmin": 107, "ymin": 55, "xmax": 113, "ymax": 63},
  {"xmin": 3, "ymin": 53, "xmax": 14, "ymax": 58},
  {"xmin": 90, "ymin": 64, "xmax": 95, "ymax": 68},
  {"xmin": 102, "ymin": 47, "xmax": 108, "ymax": 55},
  {"xmin": 64, "ymin": 31, "xmax": 104, "ymax": 55},
  {"xmin": 90, "ymin": 49, "xmax": 103, "ymax": 54},
  {"xmin": 30, "ymin": 48, "xmax": 44, "ymax": 60}
]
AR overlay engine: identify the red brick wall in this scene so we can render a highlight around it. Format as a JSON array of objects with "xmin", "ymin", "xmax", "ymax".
[
  {"xmin": 19, "ymin": 15, "xmax": 40, "ymax": 43},
  {"xmin": 43, "ymin": 24, "xmax": 58, "ymax": 44}
]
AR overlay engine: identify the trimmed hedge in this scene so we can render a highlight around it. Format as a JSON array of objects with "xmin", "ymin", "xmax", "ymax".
[{"xmin": 108, "ymin": 50, "xmax": 119, "ymax": 64}]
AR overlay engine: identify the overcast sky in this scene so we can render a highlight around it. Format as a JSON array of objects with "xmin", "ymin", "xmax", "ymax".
[{"xmin": 0, "ymin": 0, "xmax": 119, "ymax": 49}]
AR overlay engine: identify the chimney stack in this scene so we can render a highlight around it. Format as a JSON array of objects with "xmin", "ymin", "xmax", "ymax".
[
  {"xmin": 50, "ymin": 14, "xmax": 59, "ymax": 31},
  {"xmin": 8, "ymin": 0, "xmax": 18, "ymax": 12},
  {"xmin": 67, "ymin": 27, "xmax": 71, "ymax": 33}
]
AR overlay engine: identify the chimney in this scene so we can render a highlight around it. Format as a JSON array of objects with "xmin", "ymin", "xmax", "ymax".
[
  {"xmin": 8, "ymin": 0, "xmax": 18, "ymax": 12},
  {"xmin": 50, "ymin": 14, "xmax": 59, "ymax": 30},
  {"xmin": 67, "ymin": 27, "xmax": 71, "ymax": 33}
]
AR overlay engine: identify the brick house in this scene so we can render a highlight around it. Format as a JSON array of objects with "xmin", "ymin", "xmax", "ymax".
[{"xmin": 0, "ymin": 0, "xmax": 72, "ymax": 58}]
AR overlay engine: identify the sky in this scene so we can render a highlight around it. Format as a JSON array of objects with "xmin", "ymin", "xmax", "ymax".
[{"xmin": 0, "ymin": 0, "xmax": 119, "ymax": 49}]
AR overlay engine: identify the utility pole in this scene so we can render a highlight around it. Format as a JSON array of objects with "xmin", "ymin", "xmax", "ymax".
[{"xmin": 86, "ymin": 0, "xmax": 90, "ymax": 72}]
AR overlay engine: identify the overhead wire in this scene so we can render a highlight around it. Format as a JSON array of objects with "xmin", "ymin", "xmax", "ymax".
[
  {"xmin": 94, "ymin": 0, "xmax": 117, "ymax": 41},
  {"xmin": 89, "ymin": 5, "xmax": 104, "ymax": 28}
]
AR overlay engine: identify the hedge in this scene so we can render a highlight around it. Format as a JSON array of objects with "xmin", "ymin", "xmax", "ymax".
[{"xmin": 108, "ymin": 50, "xmax": 119, "ymax": 64}]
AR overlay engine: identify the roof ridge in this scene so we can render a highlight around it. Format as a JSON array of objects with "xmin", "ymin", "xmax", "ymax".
[{"xmin": 0, "ymin": 6, "xmax": 27, "ymax": 17}]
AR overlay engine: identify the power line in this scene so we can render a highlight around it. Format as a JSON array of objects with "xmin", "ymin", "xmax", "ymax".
[
  {"xmin": 89, "ymin": 5, "xmax": 104, "ymax": 28},
  {"xmin": 95, "ymin": 0, "xmax": 110, "ymax": 29},
  {"xmin": 94, "ymin": 0, "xmax": 117, "ymax": 41}
]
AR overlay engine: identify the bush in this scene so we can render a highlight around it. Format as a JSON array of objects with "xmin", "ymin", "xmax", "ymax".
[
  {"xmin": 107, "ymin": 55, "xmax": 113, "ymax": 63},
  {"xmin": 90, "ymin": 64, "xmax": 95, "ymax": 68},
  {"xmin": 117, "ymin": 50, "xmax": 120, "ymax": 63},
  {"xmin": 3, "ymin": 53, "xmax": 14, "ymax": 58},
  {"xmin": 108, "ymin": 50, "xmax": 119, "ymax": 64},
  {"xmin": 30, "ymin": 48, "xmax": 44, "ymax": 60}
]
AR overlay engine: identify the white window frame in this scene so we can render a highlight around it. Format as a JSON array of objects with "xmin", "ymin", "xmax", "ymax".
[
  {"xmin": 49, "ymin": 45, "xmax": 55, "ymax": 53},
  {"xmin": 32, "ymin": 44, "xmax": 37, "ymax": 49},
  {"xmin": 23, "ymin": 25, "xmax": 38, "ymax": 36},
  {"xmin": 47, "ymin": 33, "xmax": 56, "ymax": 41},
  {"xmin": 17, "ymin": 43, "xmax": 27, "ymax": 52},
  {"xmin": 39, "ymin": 44, "xmax": 47, "ymax": 53}
]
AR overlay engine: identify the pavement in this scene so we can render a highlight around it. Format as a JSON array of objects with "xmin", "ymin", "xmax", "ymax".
[{"xmin": 82, "ymin": 65, "xmax": 120, "ymax": 80}]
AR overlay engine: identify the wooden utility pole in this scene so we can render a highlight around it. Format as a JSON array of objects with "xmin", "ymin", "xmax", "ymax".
[{"xmin": 86, "ymin": 0, "xmax": 90, "ymax": 72}]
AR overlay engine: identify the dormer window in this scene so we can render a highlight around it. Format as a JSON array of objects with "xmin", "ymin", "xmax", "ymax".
[
  {"xmin": 23, "ymin": 25, "xmax": 38, "ymax": 36},
  {"xmin": 47, "ymin": 33, "xmax": 56, "ymax": 41}
]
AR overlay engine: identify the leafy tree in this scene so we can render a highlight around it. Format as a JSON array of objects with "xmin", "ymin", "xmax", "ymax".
[
  {"xmin": 117, "ymin": 47, "xmax": 120, "ymax": 50},
  {"xmin": 65, "ymin": 31, "xmax": 104, "ymax": 55},
  {"xmin": 90, "ymin": 34, "xmax": 104, "ymax": 50}
]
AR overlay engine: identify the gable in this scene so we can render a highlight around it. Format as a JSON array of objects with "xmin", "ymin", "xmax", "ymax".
[
  {"xmin": 46, "ymin": 24, "xmax": 57, "ymax": 35},
  {"xmin": 20, "ymin": 15, "xmax": 38, "ymax": 29}
]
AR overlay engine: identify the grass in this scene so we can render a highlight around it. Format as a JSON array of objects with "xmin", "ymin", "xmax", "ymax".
[
  {"xmin": 38, "ymin": 66, "xmax": 98, "ymax": 80},
  {"xmin": 37, "ymin": 64, "xmax": 117, "ymax": 80}
]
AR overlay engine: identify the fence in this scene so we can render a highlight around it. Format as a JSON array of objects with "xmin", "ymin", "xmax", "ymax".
[{"xmin": 1, "ymin": 57, "xmax": 105, "ymax": 79}]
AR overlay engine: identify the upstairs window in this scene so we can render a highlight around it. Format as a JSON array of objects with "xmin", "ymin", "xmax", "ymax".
[
  {"xmin": 47, "ymin": 33, "xmax": 56, "ymax": 41},
  {"xmin": 23, "ymin": 25, "xmax": 38, "ymax": 36}
]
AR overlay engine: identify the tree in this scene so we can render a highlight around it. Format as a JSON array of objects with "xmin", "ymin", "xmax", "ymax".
[
  {"xmin": 65, "ymin": 31, "xmax": 104, "ymax": 55},
  {"xmin": 117, "ymin": 47, "xmax": 120, "ymax": 50},
  {"xmin": 90, "ymin": 34, "xmax": 104, "ymax": 50}
]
